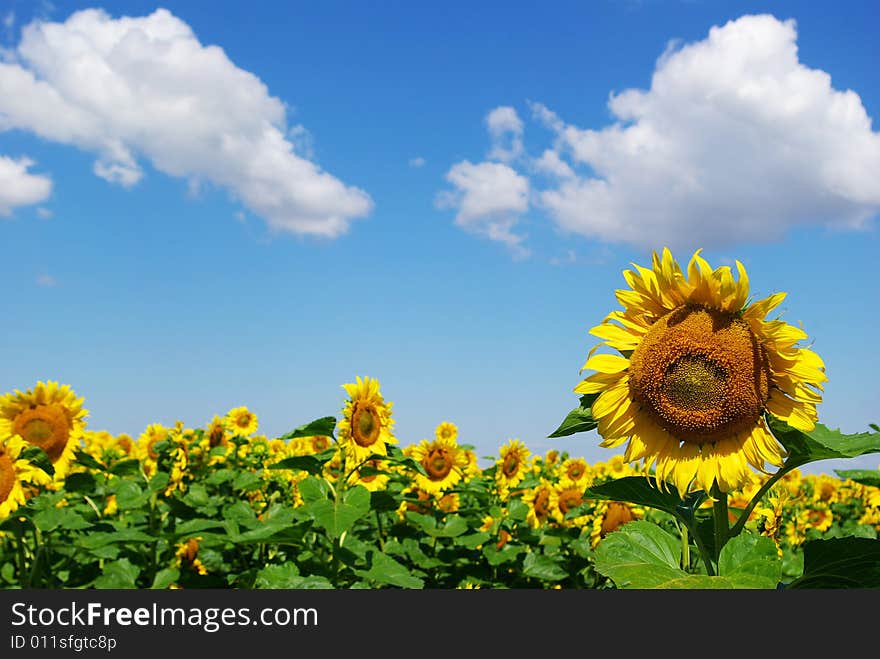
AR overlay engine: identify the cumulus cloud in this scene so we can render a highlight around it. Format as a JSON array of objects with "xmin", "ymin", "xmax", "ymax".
[
  {"xmin": 486, "ymin": 106, "xmax": 524, "ymax": 163},
  {"xmin": 0, "ymin": 8, "xmax": 372, "ymax": 237},
  {"xmin": 0, "ymin": 155, "xmax": 52, "ymax": 216},
  {"xmin": 436, "ymin": 160, "xmax": 530, "ymax": 258},
  {"xmin": 532, "ymin": 149, "xmax": 575, "ymax": 180},
  {"xmin": 533, "ymin": 14, "xmax": 880, "ymax": 249},
  {"xmin": 437, "ymin": 106, "xmax": 532, "ymax": 257}
]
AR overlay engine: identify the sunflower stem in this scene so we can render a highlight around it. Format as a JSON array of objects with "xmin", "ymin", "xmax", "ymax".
[
  {"xmin": 374, "ymin": 509, "xmax": 386, "ymax": 552},
  {"xmin": 28, "ymin": 527, "xmax": 43, "ymax": 588},
  {"xmin": 680, "ymin": 523, "xmax": 690, "ymax": 571},
  {"xmin": 680, "ymin": 516, "xmax": 715, "ymax": 576},
  {"xmin": 711, "ymin": 483, "xmax": 728, "ymax": 568},
  {"xmin": 16, "ymin": 528, "xmax": 28, "ymax": 587},
  {"xmin": 729, "ymin": 463, "xmax": 796, "ymax": 539}
]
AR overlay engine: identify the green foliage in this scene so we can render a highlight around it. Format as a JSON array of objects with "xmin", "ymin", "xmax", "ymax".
[
  {"xmin": 595, "ymin": 522, "xmax": 781, "ymax": 589},
  {"xmin": 770, "ymin": 419, "xmax": 880, "ymax": 468},
  {"xmin": 1, "ymin": 412, "xmax": 878, "ymax": 590},
  {"xmin": 787, "ymin": 538, "xmax": 880, "ymax": 589},
  {"xmin": 548, "ymin": 394, "xmax": 599, "ymax": 438}
]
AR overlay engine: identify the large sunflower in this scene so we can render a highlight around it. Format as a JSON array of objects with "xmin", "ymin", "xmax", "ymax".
[
  {"xmin": 0, "ymin": 381, "xmax": 87, "ymax": 482},
  {"xmin": 337, "ymin": 376, "xmax": 396, "ymax": 464},
  {"xmin": 0, "ymin": 434, "xmax": 40, "ymax": 519},
  {"xmin": 575, "ymin": 248, "xmax": 827, "ymax": 497}
]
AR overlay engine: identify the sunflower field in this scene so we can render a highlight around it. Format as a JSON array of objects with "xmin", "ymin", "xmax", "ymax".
[{"xmin": 2, "ymin": 249, "xmax": 880, "ymax": 589}]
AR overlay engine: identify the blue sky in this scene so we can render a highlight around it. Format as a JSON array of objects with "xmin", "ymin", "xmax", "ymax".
[{"xmin": 1, "ymin": 0, "xmax": 878, "ymax": 477}]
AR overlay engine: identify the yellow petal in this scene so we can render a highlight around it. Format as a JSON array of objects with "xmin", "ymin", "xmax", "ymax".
[{"xmin": 583, "ymin": 353, "xmax": 630, "ymax": 374}]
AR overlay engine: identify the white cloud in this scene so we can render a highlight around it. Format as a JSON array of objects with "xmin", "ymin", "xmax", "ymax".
[
  {"xmin": 36, "ymin": 206, "xmax": 53, "ymax": 219},
  {"xmin": 0, "ymin": 8, "xmax": 372, "ymax": 237},
  {"xmin": 436, "ymin": 160, "xmax": 530, "ymax": 258},
  {"xmin": 532, "ymin": 149, "xmax": 575, "ymax": 180},
  {"xmin": 409, "ymin": 156, "xmax": 426, "ymax": 168},
  {"xmin": 486, "ymin": 106, "xmax": 524, "ymax": 163},
  {"xmin": 0, "ymin": 155, "xmax": 52, "ymax": 216},
  {"xmin": 535, "ymin": 14, "xmax": 880, "ymax": 249}
]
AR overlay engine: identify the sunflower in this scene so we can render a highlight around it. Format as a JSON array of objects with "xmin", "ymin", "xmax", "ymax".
[
  {"xmin": 347, "ymin": 457, "xmax": 391, "ymax": 492},
  {"xmin": 809, "ymin": 474, "xmax": 841, "ymax": 505},
  {"xmin": 225, "ymin": 406, "xmax": 258, "ymax": 437},
  {"xmin": 590, "ymin": 500, "xmax": 644, "ymax": 547},
  {"xmin": 559, "ymin": 457, "xmax": 592, "ymax": 488},
  {"xmin": 295, "ymin": 435, "xmax": 333, "ymax": 456},
  {"xmin": 137, "ymin": 423, "xmax": 169, "ymax": 476},
  {"xmin": 337, "ymin": 376, "xmax": 396, "ymax": 464},
  {"xmin": 0, "ymin": 434, "xmax": 40, "ymax": 519},
  {"xmin": 522, "ymin": 480, "xmax": 554, "ymax": 528},
  {"xmin": 495, "ymin": 439, "xmax": 532, "ymax": 495},
  {"xmin": 0, "ymin": 381, "xmax": 88, "ymax": 482},
  {"xmin": 409, "ymin": 435, "xmax": 469, "ymax": 494},
  {"xmin": 549, "ymin": 480, "xmax": 589, "ymax": 527},
  {"xmin": 575, "ymin": 248, "xmax": 827, "ymax": 497},
  {"xmin": 435, "ymin": 421, "xmax": 458, "ymax": 442},
  {"xmin": 175, "ymin": 537, "xmax": 208, "ymax": 576},
  {"xmin": 205, "ymin": 415, "xmax": 229, "ymax": 449}
]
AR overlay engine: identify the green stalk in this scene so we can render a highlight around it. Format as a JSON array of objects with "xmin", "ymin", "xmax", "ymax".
[
  {"xmin": 711, "ymin": 482, "xmax": 728, "ymax": 567},
  {"xmin": 680, "ymin": 523, "xmax": 690, "ymax": 571},
  {"xmin": 374, "ymin": 509, "xmax": 386, "ymax": 552},
  {"xmin": 16, "ymin": 529, "xmax": 28, "ymax": 588},
  {"xmin": 729, "ymin": 464, "xmax": 797, "ymax": 538},
  {"xmin": 28, "ymin": 527, "xmax": 43, "ymax": 588},
  {"xmin": 680, "ymin": 516, "xmax": 715, "ymax": 576}
]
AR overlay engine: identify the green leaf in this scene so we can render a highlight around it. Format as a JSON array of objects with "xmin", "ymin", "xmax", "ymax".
[
  {"xmin": 787, "ymin": 537, "xmax": 880, "ymax": 588},
  {"xmin": 109, "ymin": 458, "xmax": 142, "ymax": 476},
  {"xmin": 431, "ymin": 515, "xmax": 469, "ymax": 539},
  {"xmin": 182, "ymin": 483, "xmax": 210, "ymax": 508},
  {"xmin": 383, "ymin": 446, "xmax": 429, "ymax": 477},
  {"xmin": 115, "ymin": 481, "xmax": 150, "ymax": 509},
  {"xmin": 297, "ymin": 476, "xmax": 330, "ymax": 504},
  {"xmin": 63, "ymin": 471, "xmax": 97, "ymax": 493},
  {"xmin": 357, "ymin": 552, "xmax": 424, "ymax": 589},
  {"xmin": 93, "ymin": 558, "xmax": 140, "ymax": 589},
  {"xmin": 522, "ymin": 552, "xmax": 568, "ymax": 582},
  {"xmin": 280, "ymin": 416, "xmax": 337, "ymax": 441},
  {"xmin": 172, "ymin": 519, "xmax": 227, "ymax": 538},
  {"xmin": 596, "ymin": 522, "xmax": 782, "ymax": 589},
  {"xmin": 456, "ymin": 532, "xmax": 491, "ymax": 550},
  {"xmin": 834, "ymin": 469, "xmax": 880, "ymax": 488},
  {"xmin": 769, "ymin": 419, "xmax": 880, "ymax": 468},
  {"xmin": 151, "ymin": 568, "xmax": 180, "ymax": 590},
  {"xmin": 548, "ymin": 393, "xmax": 600, "ymax": 438},
  {"xmin": 583, "ymin": 476, "xmax": 707, "ymax": 524},
  {"xmin": 594, "ymin": 520, "xmax": 684, "ymax": 588},
  {"xmin": 308, "ymin": 486, "xmax": 371, "ymax": 539},
  {"xmin": 20, "ymin": 446, "xmax": 55, "ymax": 477},
  {"xmin": 482, "ymin": 543, "xmax": 524, "ymax": 566},
  {"xmin": 33, "ymin": 507, "xmax": 91, "ymax": 532},
  {"xmin": 76, "ymin": 529, "xmax": 156, "ymax": 550},
  {"xmin": 223, "ymin": 501, "xmax": 259, "ymax": 528},
  {"xmin": 717, "ymin": 533, "xmax": 782, "ymax": 588},
  {"xmin": 148, "ymin": 472, "xmax": 170, "ymax": 493},
  {"xmin": 255, "ymin": 564, "xmax": 333, "ymax": 589},
  {"xmin": 232, "ymin": 471, "xmax": 262, "ymax": 491},
  {"xmin": 508, "ymin": 498, "xmax": 529, "ymax": 522},
  {"xmin": 269, "ymin": 450, "xmax": 335, "ymax": 476},
  {"xmin": 73, "ymin": 450, "xmax": 106, "ymax": 472}
]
